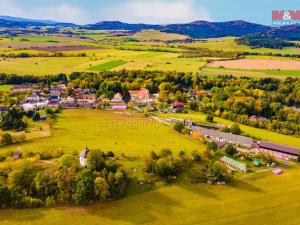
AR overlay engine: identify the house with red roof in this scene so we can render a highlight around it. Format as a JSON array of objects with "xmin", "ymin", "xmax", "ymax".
[{"xmin": 129, "ymin": 88, "xmax": 150, "ymax": 103}]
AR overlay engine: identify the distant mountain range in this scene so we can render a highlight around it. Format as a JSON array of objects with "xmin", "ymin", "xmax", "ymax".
[
  {"xmin": 0, "ymin": 16, "xmax": 59, "ymax": 25},
  {"xmin": 0, "ymin": 15, "xmax": 76, "ymax": 28},
  {"xmin": 0, "ymin": 15, "xmax": 299, "ymax": 40}
]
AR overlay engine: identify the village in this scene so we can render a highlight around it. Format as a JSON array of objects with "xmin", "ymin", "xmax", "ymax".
[{"xmin": 4, "ymin": 82, "xmax": 300, "ymax": 176}]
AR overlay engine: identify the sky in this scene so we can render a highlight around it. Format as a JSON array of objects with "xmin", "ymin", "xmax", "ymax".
[{"xmin": 0, "ymin": 0, "xmax": 299, "ymax": 25}]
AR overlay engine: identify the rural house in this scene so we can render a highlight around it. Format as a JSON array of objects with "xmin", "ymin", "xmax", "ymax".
[
  {"xmin": 258, "ymin": 141, "xmax": 299, "ymax": 160},
  {"xmin": 110, "ymin": 93, "xmax": 124, "ymax": 104},
  {"xmin": 129, "ymin": 88, "xmax": 150, "ymax": 102},
  {"xmin": 171, "ymin": 102, "xmax": 184, "ymax": 112}
]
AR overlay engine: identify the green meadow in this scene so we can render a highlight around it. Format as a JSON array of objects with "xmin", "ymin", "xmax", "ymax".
[
  {"xmin": 0, "ymin": 84, "xmax": 14, "ymax": 91},
  {"xmin": 1, "ymin": 164, "xmax": 300, "ymax": 225},
  {"xmin": 88, "ymin": 60, "xmax": 128, "ymax": 71},
  {"xmin": 0, "ymin": 109, "xmax": 204, "ymax": 156}
]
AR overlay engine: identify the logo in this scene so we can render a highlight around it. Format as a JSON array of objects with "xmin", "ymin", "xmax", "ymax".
[{"xmin": 272, "ymin": 10, "xmax": 300, "ymax": 26}]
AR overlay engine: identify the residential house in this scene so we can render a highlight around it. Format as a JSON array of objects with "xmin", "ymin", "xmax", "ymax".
[
  {"xmin": 22, "ymin": 103, "xmax": 36, "ymax": 111},
  {"xmin": 129, "ymin": 88, "xmax": 150, "ymax": 102},
  {"xmin": 171, "ymin": 102, "xmax": 184, "ymax": 112},
  {"xmin": 110, "ymin": 93, "xmax": 124, "ymax": 104}
]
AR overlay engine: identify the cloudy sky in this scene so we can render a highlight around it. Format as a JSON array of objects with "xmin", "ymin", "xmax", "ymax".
[{"xmin": 0, "ymin": 0, "xmax": 298, "ymax": 25}]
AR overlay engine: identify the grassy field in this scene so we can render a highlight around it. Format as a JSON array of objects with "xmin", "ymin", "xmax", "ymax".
[
  {"xmin": 0, "ymin": 109, "xmax": 204, "ymax": 156},
  {"xmin": 0, "ymin": 84, "xmax": 14, "ymax": 91},
  {"xmin": 0, "ymin": 49, "xmax": 207, "ymax": 75},
  {"xmin": 155, "ymin": 112, "xmax": 300, "ymax": 149},
  {"xmin": 88, "ymin": 60, "xmax": 128, "ymax": 71},
  {"xmin": 1, "ymin": 163, "xmax": 300, "ymax": 225}
]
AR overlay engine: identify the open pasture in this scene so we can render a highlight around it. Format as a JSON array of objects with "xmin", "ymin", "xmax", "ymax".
[
  {"xmin": 0, "ymin": 109, "xmax": 203, "ymax": 156},
  {"xmin": 1, "ymin": 164, "xmax": 300, "ymax": 225},
  {"xmin": 89, "ymin": 60, "xmax": 128, "ymax": 71}
]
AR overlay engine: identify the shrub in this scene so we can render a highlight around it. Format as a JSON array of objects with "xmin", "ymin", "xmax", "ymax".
[
  {"xmin": 206, "ymin": 114, "xmax": 214, "ymax": 123},
  {"xmin": 159, "ymin": 149, "xmax": 172, "ymax": 157},
  {"xmin": 1, "ymin": 133, "xmax": 13, "ymax": 145},
  {"xmin": 191, "ymin": 150, "xmax": 202, "ymax": 162},
  {"xmin": 225, "ymin": 145, "xmax": 238, "ymax": 156},
  {"xmin": 16, "ymin": 197, "xmax": 43, "ymax": 208},
  {"xmin": 106, "ymin": 151, "xmax": 115, "ymax": 157},
  {"xmin": 230, "ymin": 123, "xmax": 241, "ymax": 135},
  {"xmin": 173, "ymin": 122, "xmax": 184, "ymax": 133},
  {"xmin": 45, "ymin": 196, "xmax": 55, "ymax": 207}
]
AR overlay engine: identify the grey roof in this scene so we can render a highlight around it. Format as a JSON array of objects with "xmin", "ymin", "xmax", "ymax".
[
  {"xmin": 191, "ymin": 126, "xmax": 253, "ymax": 147},
  {"xmin": 259, "ymin": 141, "xmax": 299, "ymax": 156}
]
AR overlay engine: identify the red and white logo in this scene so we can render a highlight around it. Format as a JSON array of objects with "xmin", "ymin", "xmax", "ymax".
[{"xmin": 272, "ymin": 10, "xmax": 300, "ymax": 21}]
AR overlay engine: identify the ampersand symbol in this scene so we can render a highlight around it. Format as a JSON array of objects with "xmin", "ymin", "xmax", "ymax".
[{"xmin": 283, "ymin": 11, "xmax": 292, "ymax": 20}]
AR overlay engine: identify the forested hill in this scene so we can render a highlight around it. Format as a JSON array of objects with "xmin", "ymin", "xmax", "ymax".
[
  {"xmin": 86, "ymin": 20, "xmax": 271, "ymax": 38},
  {"xmin": 160, "ymin": 20, "xmax": 271, "ymax": 38},
  {"xmin": 85, "ymin": 21, "xmax": 160, "ymax": 31}
]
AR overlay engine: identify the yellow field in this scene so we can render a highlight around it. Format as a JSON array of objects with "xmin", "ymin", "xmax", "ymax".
[{"xmin": 0, "ymin": 49, "xmax": 207, "ymax": 75}]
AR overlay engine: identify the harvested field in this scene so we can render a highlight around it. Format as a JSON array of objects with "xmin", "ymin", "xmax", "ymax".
[{"xmin": 208, "ymin": 59, "xmax": 300, "ymax": 70}]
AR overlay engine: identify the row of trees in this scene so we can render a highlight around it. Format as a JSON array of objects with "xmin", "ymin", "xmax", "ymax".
[{"xmin": 0, "ymin": 52, "xmax": 86, "ymax": 58}]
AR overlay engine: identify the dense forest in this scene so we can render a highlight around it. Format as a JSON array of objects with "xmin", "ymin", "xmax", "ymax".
[{"xmin": 236, "ymin": 35, "xmax": 296, "ymax": 49}]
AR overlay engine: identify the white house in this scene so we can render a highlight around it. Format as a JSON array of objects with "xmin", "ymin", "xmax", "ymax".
[{"xmin": 22, "ymin": 103, "xmax": 36, "ymax": 111}]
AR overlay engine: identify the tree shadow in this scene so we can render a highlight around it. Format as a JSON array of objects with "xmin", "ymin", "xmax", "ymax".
[
  {"xmin": 229, "ymin": 180, "xmax": 265, "ymax": 193},
  {"xmin": 0, "ymin": 208, "xmax": 48, "ymax": 222},
  {"xmin": 83, "ymin": 190, "xmax": 183, "ymax": 225},
  {"xmin": 178, "ymin": 182, "xmax": 220, "ymax": 200}
]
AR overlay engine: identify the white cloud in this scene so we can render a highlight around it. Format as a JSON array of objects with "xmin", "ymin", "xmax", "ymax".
[
  {"xmin": 0, "ymin": 0, "xmax": 27, "ymax": 17},
  {"xmin": 101, "ymin": 0, "xmax": 212, "ymax": 24},
  {"xmin": 33, "ymin": 4, "xmax": 86, "ymax": 24},
  {"xmin": 0, "ymin": 0, "xmax": 86, "ymax": 24}
]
